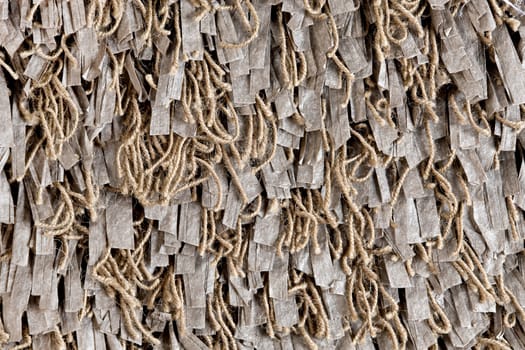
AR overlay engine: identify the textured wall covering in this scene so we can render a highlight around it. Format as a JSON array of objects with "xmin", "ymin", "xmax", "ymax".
[{"xmin": 2, "ymin": 0, "xmax": 525, "ymax": 349}]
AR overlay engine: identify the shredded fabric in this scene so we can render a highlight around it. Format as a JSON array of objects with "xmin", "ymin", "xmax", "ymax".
[{"xmin": 1, "ymin": 0, "xmax": 525, "ymax": 349}]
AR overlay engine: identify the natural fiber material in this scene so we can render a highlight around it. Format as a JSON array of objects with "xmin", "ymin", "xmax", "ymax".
[{"xmin": 1, "ymin": 0, "xmax": 525, "ymax": 349}]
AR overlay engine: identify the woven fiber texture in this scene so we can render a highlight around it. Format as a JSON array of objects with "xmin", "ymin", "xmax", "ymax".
[{"xmin": 2, "ymin": 0, "xmax": 525, "ymax": 349}]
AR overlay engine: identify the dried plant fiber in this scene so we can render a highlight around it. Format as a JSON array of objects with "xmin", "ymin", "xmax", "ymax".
[{"xmin": 3, "ymin": 0, "xmax": 525, "ymax": 349}]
